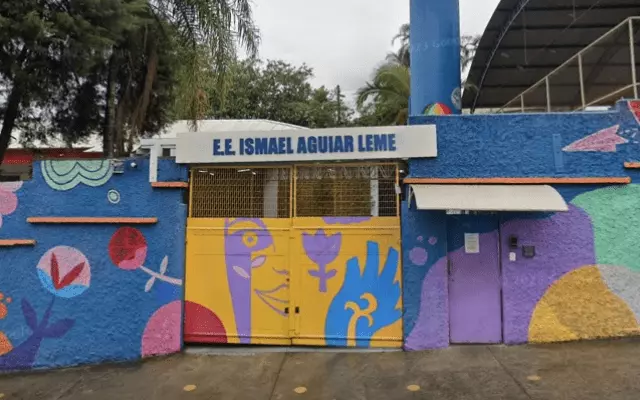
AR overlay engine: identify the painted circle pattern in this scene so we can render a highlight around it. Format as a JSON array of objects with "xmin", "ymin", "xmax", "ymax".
[
  {"xmin": 108, "ymin": 189, "xmax": 121, "ymax": 204},
  {"xmin": 109, "ymin": 227, "xmax": 148, "ymax": 270}
]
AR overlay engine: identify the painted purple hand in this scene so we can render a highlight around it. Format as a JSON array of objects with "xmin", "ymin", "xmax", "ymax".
[{"xmin": 303, "ymin": 229, "xmax": 341, "ymax": 292}]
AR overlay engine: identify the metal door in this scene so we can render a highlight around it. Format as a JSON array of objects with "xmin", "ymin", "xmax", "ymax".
[{"xmin": 448, "ymin": 214, "xmax": 502, "ymax": 344}]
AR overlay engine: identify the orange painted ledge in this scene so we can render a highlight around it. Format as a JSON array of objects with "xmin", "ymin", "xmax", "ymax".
[
  {"xmin": 0, "ymin": 239, "xmax": 36, "ymax": 247},
  {"xmin": 624, "ymin": 162, "xmax": 640, "ymax": 169},
  {"xmin": 27, "ymin": 217, "xmax": 158, "ymax": 224},
  {"xmin": 151, "ymin": 182, "xmax": 189, "ymax": 188},
  {"xmin": 404, "ymin": 177, "xmax": 632, "ymax": 184}
]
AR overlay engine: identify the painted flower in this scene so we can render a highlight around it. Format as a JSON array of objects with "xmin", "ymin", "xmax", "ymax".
[
  {"xmin": 302, "ymin": 229, "xmax": 342, "ymax": 267},
  {"xmin": 0, "ymin": 182, "xmax": 23, "ymax": 228},
  {"xmin": 109, "ymin": 227, "xmax": 148, "ymax": 270},
  {"xmin": 37, "ymin": 246, "xmax": 91, "ymax": 298},
  {"xmin": 303, "ymin": 229, "xmax": 342, "ymax": 292}
]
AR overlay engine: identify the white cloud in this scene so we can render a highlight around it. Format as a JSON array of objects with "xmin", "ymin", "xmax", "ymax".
[{"xmin": 251, "ymin": 0, "xmax": 501, "ymax": 102}]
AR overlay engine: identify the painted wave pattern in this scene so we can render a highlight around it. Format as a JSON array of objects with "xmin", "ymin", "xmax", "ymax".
[{"xmin": 41, "ymin": 160, "xmax": 113, "ymax": 191}]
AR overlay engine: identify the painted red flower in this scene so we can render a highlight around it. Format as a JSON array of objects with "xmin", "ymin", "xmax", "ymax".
[
  {"xmin": 109, "ymin": 227, "xmax": 148, "ymax": 270},
  {"xmin": 50, "ymin": 253, "xmax": 85, "ymax": 290}
]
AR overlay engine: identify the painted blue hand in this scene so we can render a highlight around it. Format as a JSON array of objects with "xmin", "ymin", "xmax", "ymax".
[{"xmin": 325, "ymin": 241, "xmax": 401, "ymax": 348}]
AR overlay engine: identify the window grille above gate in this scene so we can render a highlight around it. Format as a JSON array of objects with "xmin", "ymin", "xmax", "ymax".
[{"xmin": 189, "ymin": 164, "xmax": 398, "ymax": 219}]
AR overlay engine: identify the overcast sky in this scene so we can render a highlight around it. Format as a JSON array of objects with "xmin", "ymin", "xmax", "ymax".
[{"xmin": 251, "ymin": 0, "xmax": 501, "ymax": 102}]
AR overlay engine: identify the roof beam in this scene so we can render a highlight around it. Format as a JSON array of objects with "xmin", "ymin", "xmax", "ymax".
[
  {"xmin": 494, "ymin": 5, "xmax": 640, "ymax": 13},
  {"xmin": 481, "ymin": 83, "xmax": 625, "ymax": 89},
  {"xmin": 485, "ymin": 24, "xmax": 618, "ymax": 32},
  {"xmin": 477, "ymin": 44, "xmax": 594, "ymax": 51},
  {"xmin": 470, "ymin": 62, "xmax": 636, "ymax": 70},
  {"xmin": 470, "ymin": 0, "xmax": 534, "ymax": 113}
]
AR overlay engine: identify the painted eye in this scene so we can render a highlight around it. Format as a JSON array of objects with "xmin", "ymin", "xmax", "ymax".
[{"xmin": 242, "ymin": 231, "xmax": 258, "ymax": 248}]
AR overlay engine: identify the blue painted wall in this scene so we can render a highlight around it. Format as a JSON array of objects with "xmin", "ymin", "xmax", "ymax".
[
  {"xmin": 408, "ymin": 101, "xmax": 639, "ymax": 178},
  {"xmin": 403, "ymin": 100, "xmax": 640, "ymax": 349},
  {"xmin": 0, "ymin": 158, "xmax": 187, "ymax": 371},
  {"xmin": 410, "ymin": 0, "xmax": 462, "ymax": 115}
]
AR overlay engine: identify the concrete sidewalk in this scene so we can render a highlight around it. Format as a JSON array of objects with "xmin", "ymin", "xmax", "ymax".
[{"xmin": 2, "ymin": 339, "xmax": 640, "ymax": 399}]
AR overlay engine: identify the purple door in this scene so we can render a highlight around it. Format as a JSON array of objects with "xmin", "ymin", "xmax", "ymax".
[{"xmin": 448, "ymin": 215, "xmax": 502, "ymax": 344}]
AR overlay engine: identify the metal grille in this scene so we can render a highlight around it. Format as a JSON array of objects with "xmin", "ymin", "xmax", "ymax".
[
  {"xmin": 295, "ymin": 165, "xmax": 398, "ymax": 217},
  {"xmin": 189, "ymin": 164, "xmax": 399, "ymax": 219},
  {"xmin": 190, "ymin": 167, "xmax": 291, "ymax": 218}
]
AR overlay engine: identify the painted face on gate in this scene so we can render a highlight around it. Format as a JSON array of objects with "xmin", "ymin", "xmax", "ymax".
[{"xmin": 223, "ymin": 218, "xmax": 288, "ymax": 342}]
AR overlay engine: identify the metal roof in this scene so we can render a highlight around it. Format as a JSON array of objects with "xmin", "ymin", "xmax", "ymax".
[{"xmin": 462, "ymin": 0, "xmax": 640, "ymax": 112}]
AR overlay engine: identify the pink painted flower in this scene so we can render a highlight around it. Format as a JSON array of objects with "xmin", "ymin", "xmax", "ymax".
[{"xmin": 0, "ymin": 182, "xmax": 23, "ymax": 228}]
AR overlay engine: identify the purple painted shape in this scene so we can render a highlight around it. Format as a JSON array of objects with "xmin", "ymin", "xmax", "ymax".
[
  {"xmin": 449, "ymin": 231, "xmax": 502, "ymax": 344},
  {"xmin": 224, "ymin": 218, "xmax": 274, "ymax": 344},
  {"xmin": 404, "ymin": 256, "xmax": 449, "ymax": 350},
  {"xmin": 322, "ymin": 217, "xmax": 371, "ymax": 225},
  {"xmin": 409, "ymin": 247, "xmax": 428, "ymax": 266},
  {"xmin": 303, "ymin": 229, "xmax": 340, "ymax": 292},
  {"xmin": 501, "ymin": 205, "xmax": 595, "ymax": 344},
  {"xmin": 0, "ymin": 298, "xmax": 74, "ymax": 371}
]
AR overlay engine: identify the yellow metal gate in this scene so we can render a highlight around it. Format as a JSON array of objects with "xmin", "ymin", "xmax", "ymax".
[{"xmin": 184, "ymin": 164, "xmax": 403, "ymax": 348}]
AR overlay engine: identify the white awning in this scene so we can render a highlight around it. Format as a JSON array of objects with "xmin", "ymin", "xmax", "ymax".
[{"xmin": 409, "ymin": 184, "xmax": 568, "ymax": 212}]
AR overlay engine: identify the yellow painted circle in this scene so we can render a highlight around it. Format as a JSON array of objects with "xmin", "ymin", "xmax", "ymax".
[
  {"xmin": 407, "ymin": 384, "xmax": 421, "ymax": 392},
  {"xmin": 0, "ymin": 393, "xmax": 5, "ymax": 399},
  {"xmin": 294, "ymin": 386, "xmax": 308, "ymax": 394},
  {"xmin": 527, "ymin": 375, "xmax": 541, "ymax": 382},
  {"xmin": 183, "ymin": 384, "xmax": 197, "ymax": 392}
]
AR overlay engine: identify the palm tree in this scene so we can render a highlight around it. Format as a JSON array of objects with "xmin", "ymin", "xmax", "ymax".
[
  {"xmin": 388, "ymin": 23, "xmax": 410, "ymax": 67},
  {"xmin": 356, "ymin": 63, "xmax": 410, "ymax": 125},
  {"xmin": 387, "ymin": 24, "xmax": 480, "ymax": 72},
  {"xmin": 356, "ymin": 25, "xmax": 480, "ymax": 127},
  {"xmin": 153, "ymin": 0, "xmax": 260, "ymax": 122},
  {"xmin": 460, "ymin": 35, "xmax": 481, "ymax": 72},
  {"xmin": 103, "ymin": 0, "xmax": 260, "ymax": 155}
]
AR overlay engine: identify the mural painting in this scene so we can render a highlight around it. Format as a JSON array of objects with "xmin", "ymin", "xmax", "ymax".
[
  {"xmin": 185, "ymin": 217, "xmax": 402, "ymax": 348},
  {"xmin": 0, "ymin": 182, "xmax": 23, "ymax": 228},
  {"xmin": 404, "ymin": 100, "xmax": 640, "ymax": 349},
  {"xmin": 0, "ymin": 159, "xmax": 186, "ymax": 371},
  {"xmin": 185, "ymin": 218, "xmax": 289, "ymax": 345},
  {"xmin": 404, "ymin": 187, "xmax": 640, "ymax": 348}
]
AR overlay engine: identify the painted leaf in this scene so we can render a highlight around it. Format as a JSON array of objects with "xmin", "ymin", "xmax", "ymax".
[
  {"xmin": 51, "ymin": 253, "xmax": 61, "ymax": 289},
  {"xmin": 21, "ymin": 299, "xmax": 37, "ymax": 331},
  {"xmin": 159, "ymin": 256, "xmax": 168, "ymax": 275},
  {"xmin": 145, "ymin": 276, "xmax": 156, "ymax": 292},
  {"xmin": 43, "ymin": 318, "xmax": 74, "ymax": 338},
  {"xmin": 57, "ymin": 262, "xmax": 85, "ymax": 290}
]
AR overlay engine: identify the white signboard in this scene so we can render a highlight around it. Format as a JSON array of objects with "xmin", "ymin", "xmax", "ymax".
[
  {"xmin": 464, "ymin": 233, "xmax": 480, "ymax": 254},
  {"xmin": 175, "ymin": 125, "xmax": 437, "ymax": 164}
]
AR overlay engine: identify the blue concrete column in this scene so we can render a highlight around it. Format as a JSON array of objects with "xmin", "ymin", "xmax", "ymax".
[{"xmin": 410, "ymin": 0, "xmax": 462, "ymax": 115}]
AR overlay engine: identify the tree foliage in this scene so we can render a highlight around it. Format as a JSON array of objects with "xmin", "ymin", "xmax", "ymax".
[
  {"xmin": 0, "ymin": 0, "xmax": 148, "ymax": 160},
  {"xmin": 195, "ymin": 59, "xmax": 350, "ymax": 129},
  {"xmin": 356, "ymin": 64, "xmax": 409, "ymax": 126},
  {"xmin": 358, "ymin": 23, "xmax": 481, "ymax": 126},
  {"xmin": 0, "ymin": 0, "xmax": 260, "ymax": 162}
]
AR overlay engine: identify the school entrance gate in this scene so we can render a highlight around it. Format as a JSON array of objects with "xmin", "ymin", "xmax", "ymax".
[{"xmin": 184, "ymin": 164, "xmax": 403, "ymax": 348}]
